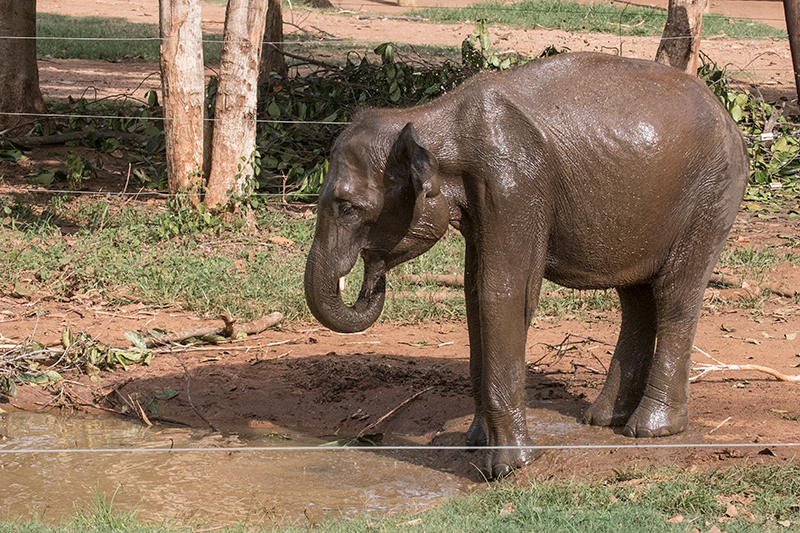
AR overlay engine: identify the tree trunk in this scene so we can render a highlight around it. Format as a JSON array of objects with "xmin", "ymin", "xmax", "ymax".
[
  {"xmin": 205, "ymin": 0, "xmax": 269, "ymax": 209},
  {"xmin": 0, "ymin": 0, "xmax": 45, "ymax": 132},
  {"xmin": 259, "ymin": 0, "xmax": 287, "ymax": 84},
  {"xmin": 784, "ymin": 0, "xmax": 800, "ymax": 105},
  {"xmin": 654, "ymin": 0, "xmax": 707, "ymax": 75},
  {"xmin": 159, "ymin": 0, "xmax": 206, "ymax": 202}
]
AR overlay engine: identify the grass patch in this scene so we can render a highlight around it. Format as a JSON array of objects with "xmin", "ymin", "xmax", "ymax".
[
  {"xmin": 36, "ymin": 13, "xmax": 223, "ymax": 63},
  {"xmin": 410, "ymin": 0, "xmax": 786, "ymax": 40},
  {"xmin": 0, "ymin": 195, "xmax": 622, "ymax": 325}
]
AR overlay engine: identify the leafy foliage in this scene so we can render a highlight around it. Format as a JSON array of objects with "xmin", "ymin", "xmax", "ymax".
[
  {"xmin": 0, "ymin": 327, "xmax": 152, "ymax": 396},
  {"xmin": 699, "ymin": 55, "xmax": 800, "ymax": 188},
  {"xmin": 256, "ymin": 28, "xmax": 566, "ymax": 201}
]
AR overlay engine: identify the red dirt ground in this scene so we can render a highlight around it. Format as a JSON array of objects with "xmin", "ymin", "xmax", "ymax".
[{"xmin": 1, "ymin": 0, "xmax": 799, "ymax": 483}]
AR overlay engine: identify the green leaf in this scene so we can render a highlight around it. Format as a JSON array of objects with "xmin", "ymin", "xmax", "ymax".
[
  {"xmin": 155, "ymin": 389, "xmax": 179, "ymax": 400},
  {"xmin": 125, "ymin": 330, "xmax": 149, "ymax": 350}
]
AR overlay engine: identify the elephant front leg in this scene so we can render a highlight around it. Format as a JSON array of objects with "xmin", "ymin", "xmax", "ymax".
[
  {"xmin": 477, "ymin": 268, "xmax": 541, "ymax": 479},
  {"xmin": 464, "ymin": 239, "xmax": 488, "ymax": 447}
]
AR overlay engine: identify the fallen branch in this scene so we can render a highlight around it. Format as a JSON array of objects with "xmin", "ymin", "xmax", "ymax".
[
  {"xmin": 691, "ymin": 362, "xmax": 800, "ymax": 382},
  {"xmin": 691, "ymin": 345, "xmax": 800, "ymax": 382},
  {"xmin": 145, "ymin": 312, "xmax": 283, "ymax": 347},
  {"xmin": 7, "ymin": 129, "xmax": 149, "ymax": 148}
]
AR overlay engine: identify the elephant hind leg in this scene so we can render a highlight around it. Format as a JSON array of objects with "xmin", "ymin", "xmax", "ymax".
[{"xmin": 583, "ymin": 284, "xmax": 657, "ymax": 427}]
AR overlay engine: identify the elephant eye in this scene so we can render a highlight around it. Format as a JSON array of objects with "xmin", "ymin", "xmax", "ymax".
[{"xmin": 338, "ymin": 201, "xmax": 359, "ymax": 219}]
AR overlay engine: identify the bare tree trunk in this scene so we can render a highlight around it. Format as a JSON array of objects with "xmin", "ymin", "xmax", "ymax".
[
  {"xmin": 655, "ymin": 0, "xmax": 707, "ymax": 74},
  {"xmin": 784, "ymin": 0, "xmax": 800, "ymax": 105},
  {"xmin": 159, "ymin": 0, "xmax": 206, "ymax": 202},
  {"xmin": 259, "ymin": 0, "xmax": 287, "ymax": 85},
  {"xmin": 0, "ymin": 0, "xmax": 45, "ymax": 132},
  {"xmin": 205, "ymin": 0, "xmax": 269, "ymax": 209}
]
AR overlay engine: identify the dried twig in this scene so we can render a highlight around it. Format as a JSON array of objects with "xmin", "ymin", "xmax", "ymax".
[
  {"xmin": 170, "ymin": 350, "xmax": 217, "ymax": 432},
  {"xmin": 358, "ymin": 386, "xmax": 433, "ymax": 436},
  {"xmin": 709, "ymin": 416, "xmax": 732, "ymax": 434},
  {"xmin": 571, "ymin": 360, "xmax": 606, "ymax": 375}
]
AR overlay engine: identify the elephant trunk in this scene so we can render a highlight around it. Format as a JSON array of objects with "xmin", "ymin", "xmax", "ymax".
[{"xmin": 304, "ymin": 243, "xmax": 386, "ymax": 334}]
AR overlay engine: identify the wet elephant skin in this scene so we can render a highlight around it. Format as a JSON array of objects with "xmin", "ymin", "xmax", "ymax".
[{"xmin": 303, "ymin": 52, "xmax": 750, "ymax": 479}]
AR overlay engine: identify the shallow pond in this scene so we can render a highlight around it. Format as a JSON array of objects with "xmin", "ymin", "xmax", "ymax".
[{"xmin": 0, "ymin": 412, "xmax": 473, "ymax": 527}]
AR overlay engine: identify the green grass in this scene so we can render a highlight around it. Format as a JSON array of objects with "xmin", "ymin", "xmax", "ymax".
[
  {"xmin": 6, "ymin": 193, "xmax": 795, "ymax": 325},
  {"xmin": 35, "ymin": 11, "xmax": 461, "ymax": 66},
  {"xmin": 410, "ymin": 0, "xmax": 787, "ymax": 40},
  {"xmin": 0, "ymin": 194, "xmax": 624, "ymax": 324},
  {"xmin": 36, "ymin": 13, "xmax": 223, "ymax": 63},
  {"xmin": 2, "ymin": 463, "xmax": 798, "ymax": 532}
]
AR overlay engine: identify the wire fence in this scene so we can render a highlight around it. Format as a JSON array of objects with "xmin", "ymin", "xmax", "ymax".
[
  {"xmin": 1, "ymin": 442, "xmax": 799, "ymax": 454},
  {"xmin": 0, "ymin": 4, "xmax": 799, "ymax": 461},
  {"xmin": 0, "ymin": 3, "xmax": 796, "ymax": 201}
]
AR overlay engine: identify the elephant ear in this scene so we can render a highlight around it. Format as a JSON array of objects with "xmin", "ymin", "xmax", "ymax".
[{"xmin": 386, "ymin": 123, "xmax": 441, "ymax": 200}]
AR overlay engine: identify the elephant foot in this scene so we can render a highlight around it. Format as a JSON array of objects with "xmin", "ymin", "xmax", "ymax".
[
  {"xmin": 622, "ymin": 396, "xmax": 688, "ymax": 438},
  {"xmin": 466, "ymin": 416, "xmax": 487, "ymax": 447},
  {"xmin": 482, "ymin": 446, "xmax": 530, "ymax": 480},
  {"xmin": 581, "ymin": 394, "xmax": 637, "ymax": 427}
]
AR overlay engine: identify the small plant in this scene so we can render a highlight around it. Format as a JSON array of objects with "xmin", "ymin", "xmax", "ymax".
[{"xmin": 64, "ymin": 151, "xmax": 96, "ymax": 190}]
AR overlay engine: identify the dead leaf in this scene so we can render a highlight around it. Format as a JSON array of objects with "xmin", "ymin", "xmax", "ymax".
[
  {"xmin": 778, "ymin": 520, "xmax": 792, "ymax": 527},
  {"xmin": 268, "ymin": 236, "xmax": 295, "ymax": 247},
  {"xmin": 706, "ymin": 526, "xmax": 723, "ymax": 533},
  {"xmin": 724, "ymin": 504, "xmax": 739, "ymax": 517},
  {"xmin": 607, "ymin": 494, "xmax": 619, "ymax": 503},
  {"xmin": 745, "ymin": 338, "xmax": 761, "ymax": 345},
  {"xmin": 499, "ymin": 502, "xmax": 514, "ymax": 515},
  {"xmin": 667, "ymin": 514, "xmax": 684, "ymax": 523},
  {"xmin": 786, "ymin": 333, "xmax": 797, "ymax": 341}
]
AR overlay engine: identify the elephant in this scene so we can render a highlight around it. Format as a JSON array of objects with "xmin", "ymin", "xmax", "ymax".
[{"xmin": 304, "ymin": 52, "xmax": 749, "ymax": 479}]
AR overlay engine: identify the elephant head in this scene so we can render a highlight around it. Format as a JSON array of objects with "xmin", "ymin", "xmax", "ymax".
[{"xmin": 304, "ymin": 121, "xmax": 450, "ymax": 333}]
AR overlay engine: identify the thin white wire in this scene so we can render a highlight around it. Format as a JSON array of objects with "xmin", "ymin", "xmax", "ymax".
[
  {"xmin": 0, "ymin": 442, "xmax": 798, "ymax": 454},
  {"xmin": 0, "ymin": 111, "xmax": 350, "ymax": 125}
]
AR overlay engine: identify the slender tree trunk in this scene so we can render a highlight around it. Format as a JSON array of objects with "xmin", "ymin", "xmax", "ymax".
[
  {"xmin": 259, "ymin": 0, "xmax": 287, "ymax": 84},
  {"xmin": 159, "ymin": 0, "xmax": 206, "ymax": 202},
  {"xmin": 205, "ymin": 0, "xmax": 269, "ymax": 209},
  {"xmin": 655, "ymin": 0, "xmax": 707, "ymax": 74},
  {"xmin": 784, "ymin": 0, "xmax": 800, "ymax": 104},
  {"xmin": 0, "ymin": 0, "xmax": 45, "ymax": 132}
]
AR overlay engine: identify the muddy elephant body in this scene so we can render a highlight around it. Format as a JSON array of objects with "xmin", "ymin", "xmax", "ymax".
[{"xmin": 304, "ymin": 52, "xmax": 749, "ymax": 478}]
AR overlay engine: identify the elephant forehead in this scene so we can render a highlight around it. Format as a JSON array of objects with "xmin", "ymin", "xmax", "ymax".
[{"xmin": 324, "ymin": 158, "xmax": 384, "ymax": 206}]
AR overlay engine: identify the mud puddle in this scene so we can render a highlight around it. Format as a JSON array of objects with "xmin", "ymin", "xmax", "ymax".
[{"xmin": 0, "ymin": 412, "xmax": 474, "ymax": 527}]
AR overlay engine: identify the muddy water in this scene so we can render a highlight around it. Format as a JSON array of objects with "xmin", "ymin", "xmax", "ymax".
[{"xmin": 0, "ymin": 412, "xmax": 473, "ymax": 527}]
